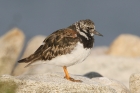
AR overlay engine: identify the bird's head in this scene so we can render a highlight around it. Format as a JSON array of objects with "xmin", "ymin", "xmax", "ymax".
[{"xmin": 74, "ymin": 19, "xmax": 103, "ymax": 39}]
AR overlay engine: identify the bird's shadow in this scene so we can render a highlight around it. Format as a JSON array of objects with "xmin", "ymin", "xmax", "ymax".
[{"xmin": 83, "ymin": 72, "xmax": 103, "ymax": 78}]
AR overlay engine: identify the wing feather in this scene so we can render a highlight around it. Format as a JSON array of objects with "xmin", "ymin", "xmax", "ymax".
[
  {"xmin": 41, "ymin": 28, "xmax": 79, "ymax": 60},
  {"xmin": 18, "ymin": 28, "xmax": 79, "ymax": 66},
  {"xmin": 34, "ymin": 29, "xmax": 79, "ymax": 60}
]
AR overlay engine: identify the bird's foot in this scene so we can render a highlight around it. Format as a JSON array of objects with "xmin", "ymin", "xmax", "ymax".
[{"xmin": 64, "ymin": 76, "xmax": 82, "ymax": 82}]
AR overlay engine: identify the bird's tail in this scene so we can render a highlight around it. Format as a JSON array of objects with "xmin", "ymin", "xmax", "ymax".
[
  {"xmin": 18, "ymin": 54, "xmax": 41, "ymax": 67},
  {"xmin": 18, "ymin": 54, "xmax": 36, "ymax": 63}
]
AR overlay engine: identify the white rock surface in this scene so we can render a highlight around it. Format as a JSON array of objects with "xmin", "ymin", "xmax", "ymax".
[
  {"xmin": 108, "ymin": 34, "xmax": 140, "ymax": 57},
  {"xmin": 0, "ymin": 28, "xmax": 25, "ymax": 75},
  {"xmin": 129, "ymin": 73, "xmax": 140, "ymax": 93},
  {"xmin": 68, "ymin": 55, "xmax": 140, "ymax": 88},
  {"xmin": 0, "ymin": 73, "xmax": 130, "ymax": 93}
]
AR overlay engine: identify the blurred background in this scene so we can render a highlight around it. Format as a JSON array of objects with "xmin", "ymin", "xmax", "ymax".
[
  {"xmin": 0, "ymin": 1, "xmax": 140, "ymax": 91},
  {"xmin": 0, "ymin": 0, "xmax": 140, "ymax": 46}
]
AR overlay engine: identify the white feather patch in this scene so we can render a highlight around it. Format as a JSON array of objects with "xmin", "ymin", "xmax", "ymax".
[
  {"xmin": 79, "ymin": 31, "xmax": 89, "ymax": 40},
  {"xmin": 40, "ymin": 42, "xmax": 92, "ymax": 67}
]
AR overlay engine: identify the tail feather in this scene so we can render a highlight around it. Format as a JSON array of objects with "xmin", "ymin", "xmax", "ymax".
[
  {"xmin": 24, "ymin": 58, "xmax": 39, "ymax": 68},
  {"xmin": 18, "ymin": 58, "xmax": 29, "ymax": 63},
  {"xmin": 18, "ymin": 54, "xmax": 36, "ymax": 63},
  {"xmin": 18, "ymin": 53, "xmax": 42, "ymax": 62},
  {"xmin": 18, "ymin": 54, "xmax": 42, "ymax": 67}
]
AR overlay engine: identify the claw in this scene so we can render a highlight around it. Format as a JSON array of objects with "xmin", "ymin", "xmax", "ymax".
[{"xmin": 64, "ymin": 76, "xmax": 82, "ymax": 82}]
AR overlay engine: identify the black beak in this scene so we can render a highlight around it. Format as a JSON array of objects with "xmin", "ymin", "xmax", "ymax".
[{"xmin": 93, "ymin": 30, "xmax": 103, "ymax": 36}]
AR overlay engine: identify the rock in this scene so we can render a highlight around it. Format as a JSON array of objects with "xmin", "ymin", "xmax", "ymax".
[
  {"xmin": 91, "ymin": 46, "xmax": 108, "ymax": 55},
  {"xmin": 0, "ymin": 73, "xmax": 130, "ymax": 93},
  {"xmin": 0, "ymin": 79, "xmax": 17, "ymax": 93},
  {"xmin": 129, "ymin": 73, "xmax": 140, "ymax": 93},
  {"xmin": 107, "ymin": 34, "xmax": 140, "ymax": 57},
  {"xmin": 0, "ymin": 28, "xmax": 24, "ymax": 75},
  {"xmin": 12, "ymin": 35, "xmax": 46, "ymax": 76},
  {"xmin": 68, "ymin": 55, "xmax": 140, "ymax": 88}
]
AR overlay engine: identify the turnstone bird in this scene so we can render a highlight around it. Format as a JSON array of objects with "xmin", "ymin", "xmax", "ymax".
[{"xmin": 18, "ymin": 19, "xmax": 103, "ymax": 82}]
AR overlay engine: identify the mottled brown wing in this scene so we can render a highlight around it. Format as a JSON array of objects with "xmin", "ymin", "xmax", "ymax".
[{"xmin": 35, "ymin": 28, "xmax": 79, "ymax": 61}]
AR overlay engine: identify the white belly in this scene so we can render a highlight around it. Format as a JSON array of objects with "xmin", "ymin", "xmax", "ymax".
[{"xmin": 44, "ymin": 42, "xmax": 92, "ymax": 67}]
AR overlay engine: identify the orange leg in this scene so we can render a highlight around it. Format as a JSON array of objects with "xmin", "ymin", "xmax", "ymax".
[{"xmin": 63, "ymin": 66, "xmax": 82, "ymax": 82}]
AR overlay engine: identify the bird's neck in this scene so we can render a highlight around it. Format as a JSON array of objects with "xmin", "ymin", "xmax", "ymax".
[
  {"xmin": 68, "ymin": 25, "xmax": 94, "ymax": 49},
  {"xmin": 77, "ymin": 34, "xmax": 94, "ymax": 49}
]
